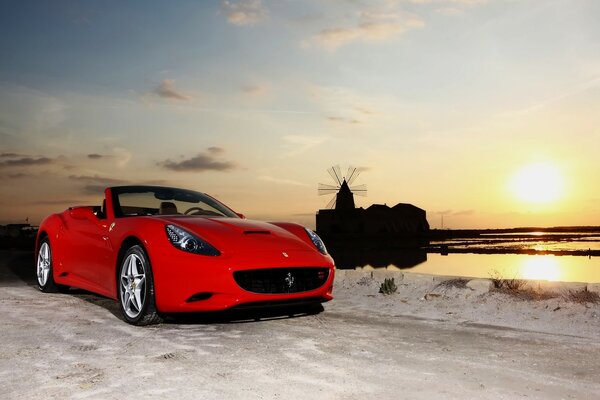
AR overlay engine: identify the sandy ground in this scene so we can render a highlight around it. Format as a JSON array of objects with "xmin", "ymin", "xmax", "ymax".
[{"xmin": 1, "ymin": 250, "xmax": 600, "ymax": 399}]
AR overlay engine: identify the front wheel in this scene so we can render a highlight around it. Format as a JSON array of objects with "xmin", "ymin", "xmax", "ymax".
[
  {"xmin": 118, "ymin": 245, "xmax": 162, "ymax": 326},
  {"xmin": 36, "ymin": 238, "xmax": 69, "ymax": 293}
]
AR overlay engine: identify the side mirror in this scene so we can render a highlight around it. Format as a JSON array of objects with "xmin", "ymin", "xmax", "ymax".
[
  {"xmin": 69, "ymin": 207, "xmax": 96, "ymax": 221},
  {"xmin": 236, "ymin": 213, "xmax": 246, "ymax": 219}
]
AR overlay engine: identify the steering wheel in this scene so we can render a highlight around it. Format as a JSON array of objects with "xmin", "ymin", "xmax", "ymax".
[{"xmin": 184, "ymin": 207, "xmax": 206, "ymax": 215}]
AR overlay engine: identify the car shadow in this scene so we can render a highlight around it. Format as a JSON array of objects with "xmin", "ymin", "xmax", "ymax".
[
  {"xmin": 164, "ymin": 303, "xmax": 325, "ymax": 325},
  {"xmin": 0, "ymin": 250, "xmax": 37, "ymax": 287},
  {"xmin": 68, "ymin": 289, "xmax": 126, "ymax": 321},
  {"xmin": 72, "ymin": 288, "xmax": 325, "ymax": 325}
]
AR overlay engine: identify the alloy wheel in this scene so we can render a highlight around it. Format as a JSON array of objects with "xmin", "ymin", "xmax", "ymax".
[
  {"xmin": 120, "ymin": 253, "xmax": 147, "ymax": 318},
  {"xmin": 37, "ymin": 242, "xmax": 51, "ymax": 287}
]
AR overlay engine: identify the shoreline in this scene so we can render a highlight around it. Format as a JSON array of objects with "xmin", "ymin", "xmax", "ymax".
[
  {"xmin": 424, "ymin": 247, "xmax": 600, "ymax": 257},
  {"xmin": 340, "ymin": 268, "xmax": 600, "ymax": 296},
  {"xmin": 334, "ymin": 269, "xmax": 600, "ymax": 340}
]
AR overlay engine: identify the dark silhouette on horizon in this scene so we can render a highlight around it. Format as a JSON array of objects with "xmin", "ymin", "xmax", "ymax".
[
  {"xmin": 316, "ymin": 165, "xmax": 430, "ymax": 270},
  {"xmin": 0, "ymin": 224, "xmax": 38, "ymax": 249}
]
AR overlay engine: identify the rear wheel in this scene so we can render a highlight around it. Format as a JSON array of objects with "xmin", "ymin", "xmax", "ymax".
[
  {"xmin": 118, "ymin": 245, "xmax": 162, "ymax": 326},
  {"xmin": 36, "ymin": 238, "xmax": 69, "ymax": 293}
]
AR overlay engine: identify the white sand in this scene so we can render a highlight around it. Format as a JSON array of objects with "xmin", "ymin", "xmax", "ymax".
[{"xmin": 334, "ymin": 269, "xmax": 600, "ymax": 340}]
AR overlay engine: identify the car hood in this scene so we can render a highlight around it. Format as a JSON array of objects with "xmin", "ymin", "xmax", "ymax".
[{"xmin": 152, "ymin": 216, "xmax": 314, "ymax": 254}]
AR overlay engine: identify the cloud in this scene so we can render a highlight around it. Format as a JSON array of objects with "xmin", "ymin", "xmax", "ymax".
[
  {"xmin": 28, "ymin": 199, "xmax": 87, "ymax": 206},
  {"xmin": 6, "ymin": 173, "xmax": 29, "ymax": 179},
  {"xmin": 207, "ymin": 146, "xmax": 225, "ymax": 154},
  {"xmin": 81, "ymin": 185, "xmax": 112, "ymax": 195},
  {"xmin": 434, "ymin": 209, "xmax": 475, "ymax": 216},
  {"xmin": 305, "ymin": 0, "xmax": 486, "ymax": 50},
  {"xmin": 221, "ymin": 0, "xmax": 268, "ymax": 26},
  {"xmin": 68, "ymin": 174, "xmax": 128, "ymax": 186},
  {"xmin": 258, "ymin": 176, "xmax": 308, "ymax": 187},
  {"xmin": 241, "ymin": 84, "xmax": 268, "ymax": 96},
  {"xmin": 0, "ymin": 156, "xmax": 54, "ymax": 168},
  {"xmin": 161, "ymin": 147, "xmax": 237, "ymax": 172},
  {"xmin": 410, "ymin": 0, "xmax": 486, "ymax": 5},
  {"xmin": 84, "ymin": 149, "xmax": 130, "ymax": 166},
  {"xmin": 68, "ymin": 174, "xmax": 129, "ymax": 195},
  {"xmin": 152, "ymin": 80, "xmax": 193, "ymax": 101},
  {"xmin": 0, "ymin": 172, "xmax": 31, "ymax": 180},
  {"xmin": 327, "ymin": 116, "xmax": 361, "ymax": 125},
  {"xmin": 69, "ymin": 175, "xmax": 127, "ymax": 194},
  {"xmin": 452, "ymin": 209, "xmax": 475, "ymax": 216},
  {"xmin": 0, "ymin": 152, "xmax": 25, "ymax": 158},
  {"xmin": 111, "ymin": 147, "xmax": 132, "ymax": 167},
  {"xmin": 310, "ymin": 10, "xmax": 424, "ymax": 50},
  {"xmin": 309, "ymin": 85, "xmax": 380, "ymax": 126},
  {"xmin": 354, "ymin": 106, "xmax": 376, "ymax": 115},
  {"xmin": 409, "ymin": 0, "xmax": 488, "ymax": 15},
  {"xmin": 433, "ymin": 209, "xmax": 452, "ymax": 215},
  {"xmin": 68, "ymin": 175, "xmax": 170, "ymax": 195},
  {"xmin": 281, "ymin": 135, "xmax": 327, "ymax": 157}
]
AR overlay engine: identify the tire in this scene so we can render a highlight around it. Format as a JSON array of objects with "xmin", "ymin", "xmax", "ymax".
[
  {"xmin": 36, "ymin": 238, "xmax": 69, "ymax": 293},
  {"xmin": 118, "ymin": 245, "xmax": 162, "ymax": 326}
]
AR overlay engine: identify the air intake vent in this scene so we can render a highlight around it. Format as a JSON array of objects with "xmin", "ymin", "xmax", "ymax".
[
  {"xmin": 243, "ymin": 230, "xmax": 271, "ymax": 235},
  {"xmin": 234, "ymin": 268, "xmax": 329, "ymax": 294},
  {"xmin": 186, "ymin": 292, "xmax": 213, "ymax": 302}
]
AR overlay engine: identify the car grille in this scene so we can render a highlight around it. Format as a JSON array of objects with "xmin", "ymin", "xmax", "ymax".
[{"xmin": 233, "ymin": 267, "xmax": 330, "ymax": 294}]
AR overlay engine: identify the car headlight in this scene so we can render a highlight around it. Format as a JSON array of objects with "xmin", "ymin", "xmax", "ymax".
[
  {"xmin": 165, "ymin": 224, "xmax": 220, "ymax": 256},
  {"xmin": 304, "ymin": 228, "xmax": 328, "ymax": 255}
]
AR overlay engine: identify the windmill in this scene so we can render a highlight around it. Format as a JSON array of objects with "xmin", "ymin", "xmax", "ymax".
[{"xmin": 318, "ymin": 165, "xmax": 367, "ymax": 210}]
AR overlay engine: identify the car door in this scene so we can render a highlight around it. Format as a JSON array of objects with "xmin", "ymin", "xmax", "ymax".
[{"xmin": 67, "ymin": 209, "xmax": 113, "ymax": 292}]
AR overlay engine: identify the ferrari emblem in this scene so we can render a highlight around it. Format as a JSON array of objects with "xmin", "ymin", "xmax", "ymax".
[
  {"xmin": 109, "ymin": 222, "xmax": 116, "ymax": 232},
  {"xmin": 282, "ymin": 252, "xmax": 289, "ymax": 258},
  {"xmin": 284, "ymin": 272, "xmax": 295, "ymax": 289}
]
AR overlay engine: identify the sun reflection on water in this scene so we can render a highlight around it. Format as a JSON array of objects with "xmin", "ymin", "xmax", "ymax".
[
  {"xmin": 411, "ymin": 253, "xmax": 600, "ymax": 283},
  {"xmin": 519, "ymin": 256, "xmax": 562, "ymax": 281}
]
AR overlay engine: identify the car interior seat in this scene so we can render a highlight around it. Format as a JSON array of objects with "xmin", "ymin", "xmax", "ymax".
[
  {"xmin": 159, "ymin": 201, "xmax": 179, "ymax": 215},
  {"xmin": 94, "ymin": 199, "xmax": 106, "ymax": 219}
]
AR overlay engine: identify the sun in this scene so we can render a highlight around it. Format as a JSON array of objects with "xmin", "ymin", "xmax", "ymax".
[{"xmin": 509, "ymin": 162, "xmax": 564, "ymax": 204}]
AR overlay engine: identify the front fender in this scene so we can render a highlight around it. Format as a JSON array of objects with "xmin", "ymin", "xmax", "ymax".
[
  {"xmin": 269, "ymin": 222, "xmax": 333, "ymax": 261},
  {"xmin": 36, "ymin": 213, "xmax": 63, "ymax": 257}
]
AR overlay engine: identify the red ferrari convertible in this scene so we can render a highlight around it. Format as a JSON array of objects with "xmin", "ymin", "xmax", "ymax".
[{"xmin": 35, "ymin": 186, "xmax": 335, "ymax": 325}]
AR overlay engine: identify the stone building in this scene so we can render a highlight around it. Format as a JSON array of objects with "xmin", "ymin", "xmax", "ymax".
[{"xmin": 316, "ymin": 179, "xmax": 429, "ymax": 237}]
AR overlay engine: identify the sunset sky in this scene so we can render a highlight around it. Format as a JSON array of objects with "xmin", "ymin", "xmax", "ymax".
[{"xmin": 1, "ymin": 0, "xmax": 599, "ymax": 229}]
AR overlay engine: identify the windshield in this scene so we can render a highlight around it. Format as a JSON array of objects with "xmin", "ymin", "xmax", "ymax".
[{"xmin": 111, "ymin": 186, "xmax": 239, "ymax": 218}]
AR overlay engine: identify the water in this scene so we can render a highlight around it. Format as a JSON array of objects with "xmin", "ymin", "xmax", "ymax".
[
  {"xmin": 430, "ymin": 230, "xmax": 600, "ymax": 253},
  {"xmin": 348, "ymin": 231, "xmax": 600, "ymax": 283},
  {"xmin": 403, "ymin": 253, "xmax": 600, "ymax": 283}
]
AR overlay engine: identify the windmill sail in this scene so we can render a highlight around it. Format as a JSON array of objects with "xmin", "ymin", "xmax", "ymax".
[
  {"xmin": 318, "ymin": 165, "xmax": 367, "ymax": 209},
  {"xmin": 327, "ymin": 166, "xmax": 343, "ymax": 186},
  {"xmin": 318, "ymin": 183, "xmax": 339, "ymax": 195},
  {"xmin": 349, "ymin": 183, "xmax": 367, "ymax": 196},
  {"xmin": 346, "ymin": 167, "xmax": 361, "ymax": 185}
]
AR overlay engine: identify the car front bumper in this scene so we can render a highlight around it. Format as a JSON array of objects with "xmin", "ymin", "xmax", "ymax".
[{"xmin": 147, "ymin": 242, "xmax": 335, "ymax": 313}]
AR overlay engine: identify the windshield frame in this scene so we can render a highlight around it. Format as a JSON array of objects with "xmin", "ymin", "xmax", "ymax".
[{"xmin": 110, "ymin": 185, "xmax": 240, "ymax": 219}]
